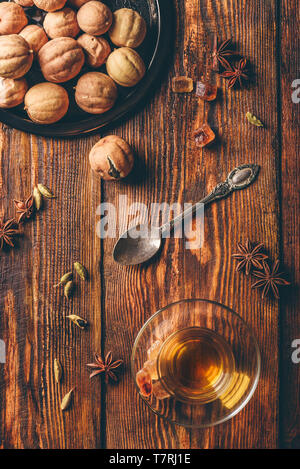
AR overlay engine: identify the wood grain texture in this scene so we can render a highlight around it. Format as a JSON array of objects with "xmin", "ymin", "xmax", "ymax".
[
  {"xmin": 0, "ymin": 0, "xmax": 298, "ymax": 449},
  {"xmin": 279, "ymin": 0, "xmax": 300, "ymax": 450},
  {"xmin": 0, "ymin": 130, "xmax": 103, "ymax": 448}
]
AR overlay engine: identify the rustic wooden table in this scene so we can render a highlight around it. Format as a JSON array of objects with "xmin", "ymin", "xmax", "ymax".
[{"xmin": 0, "ymin": 0, "xmax": 299, "ymax": 449}]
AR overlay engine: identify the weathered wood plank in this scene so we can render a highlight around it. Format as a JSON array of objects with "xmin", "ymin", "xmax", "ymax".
[
  {"xmin": 0, "ymin": 128, "xmax": 103, "ymax": 448},
  {"xmin": 180, "ymin": 0, "xmax": 279, "ymax": 449},
  {"xmin": 280, "ymin": 0, "xmax": 300, "ymax": 450},
  {"xmin": 103, "ymin": 0, "xmax": 192, "ymax": 449}
]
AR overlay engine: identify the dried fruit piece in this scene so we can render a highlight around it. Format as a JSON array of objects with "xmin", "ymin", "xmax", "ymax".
[
  {"xmin": 33, "ymin": 0, "xmax": 67, "ymax": 12},
  {"xmin": 61, "ymin": 388, "xmax": 74, "ymax": 411},
  {"xmin": 246, "ymin": 112, "xmax": 263, "ymax": 127},
  {"xmin": 33, "ymin": 186, "xmax": 42, "ymax": 211},
  {"xmin": 25, "ymin": 83, "xmax": 69, "ymax": 124},
  {"xmin": 37, "ymin": 183, "xmax": 55, "ymax": 199},
  {"xmin": 106, "ymin": 47, "xmax": 145, "ymax": 87},
  {"xmin": 14, "ymin": 0, "xmax": 34, "ymax": 6},
  {"xmin": 19, "ymin": 25, "xmax": 48, "ymax": 56},
  {"xmin": 64, "ymin": 280, "xmax": 74, "ymax": 299},
  {"xmin": 196, "ymin": 81, "xmax": 217, "ymax": 101},
  {"xmin": 43, "ymin": 8, "xmax": 80, "ymax": 39},
  {"xmin": 0, "ymin": 77, "xmax": 28, "ymax": 109},
  {"xmin": 77, "ymin": 1, "xmax": 113, "ymax": 36},
  {"xmin": 0, "ymin": 2, "xmax": 28, "ymax": 35},
  {"xmin": 89, "ymin": 135, "xmax": 134, "ymax": 180},
  {"xmin": 108, "ymin": 8, "xmax": 147, "ymax": 49},
  {"xmin": 54, "ymin": 271, "xmax": 73, "ymax": 287},
  {"xmin": 74, "ymin": 262, "xmax": 88, "ymax": 280},
  {"xmin": 193, "ymin": 123, "xmax": 215, "ymax": 148},
  {"xmin": 0, "ymin": 35, "xmax": 33, "ymax": 79},
  {"xmin": 136, "ymin": 369, "xmax": 152, "ymax": 397},
  {"xmin": 38, "ymin": 37, "xmax": 84, "ymax": 83},
  {"xmin": 75, "ymin": 72, "xmax": 117, "ymax": 114},
  {"xmin": 54, "ymin": 358, "xmax": 63, "ymax": 383},
  {"xmin": 77, "ymin": 34, "xmax": 111, "ymax": 68},
  {"xmin": 67, "ymin": 315, "xmax": 88, "ymax": 330},
  {"xmin": 172, "ymin": 76, "xmax": 193, "ymax": 93}
]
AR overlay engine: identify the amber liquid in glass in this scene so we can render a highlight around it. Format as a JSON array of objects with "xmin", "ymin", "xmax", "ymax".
[{"xmin": 158, "ymin": 327, "xmax": 235, "ymax": 404}]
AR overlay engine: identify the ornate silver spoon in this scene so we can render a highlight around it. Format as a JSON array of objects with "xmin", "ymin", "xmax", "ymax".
[{"xmin": 113, "ymin": 164, "xmax": 260, "ymax": 266}]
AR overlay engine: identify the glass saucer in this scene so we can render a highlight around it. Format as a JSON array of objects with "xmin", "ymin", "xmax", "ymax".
[{"xmin": 131, "ymin": 299, "xmax": 261, "ymax": 428}]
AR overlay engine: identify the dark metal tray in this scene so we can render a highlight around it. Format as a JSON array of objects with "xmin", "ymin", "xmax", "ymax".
[{"xmin": 0, "ymin": 0, "xmax": 173, "ymax": 136}]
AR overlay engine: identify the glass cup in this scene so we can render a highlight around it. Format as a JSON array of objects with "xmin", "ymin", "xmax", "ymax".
[{"xmin": 131, "ymin": 299, "xmax": 261, "ymax": 428}]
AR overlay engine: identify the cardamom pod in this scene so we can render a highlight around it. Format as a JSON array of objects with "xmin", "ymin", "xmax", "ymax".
[
  {"xmin": 37, "ymin": 183, "xmax": 55, "ymax": 199},
  {"xmin": 64, "ymin": 280, "xmax": 74, "ymax": 299},
  {"xmin": 74, "ymin": 262, "xmax": 88, "ymax": 281},
  {"xmin": 33, "ymin": 186, "xmax": 42, "ymax": 210},
  {"xmin": 61, "ymin": 388, "xmax": 74, "ymax": 411},
  {"xmin": 54, "ymin": 272, "xmax": 73, "ymax": 288},
  {"xmin": 246, "ymin": 112, "xmax": 264, "ymax": 127},
  {"xmin": 67, "ymin": 315, "xmax": 88, "ymax": 330},
  {"xmin": 54, "ymin": 358, "xmax": 63, "ymax": 383}
]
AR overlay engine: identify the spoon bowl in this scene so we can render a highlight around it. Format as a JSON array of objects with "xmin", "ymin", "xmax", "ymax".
[{"xmin": 113, "ymin": 224, "xmax": 162, "ymax": 266}]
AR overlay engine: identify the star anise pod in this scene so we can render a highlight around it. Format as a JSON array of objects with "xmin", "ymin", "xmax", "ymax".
[
  {"xmin": 232, "ymin": 239, "xmax": 268, "ymax": 275},
  {"xmin": 220, "ymin": 58, "xmax": 249, "ymax": 88},
  {"xmin": 252, "ymin": 260, "xmax": 291, "ymax": 299},
  {"xmin": 212, "ymin": 36, "xmax": 237, "ymax": 72},
  {"xmin": 0, "ymin": 218, "xmax": 20, "ymax": 251},
  {"xmin": 87, "ymin": 351, "xmax": 123, "ymax": 383},
  {"xmin": 14, "ymin": 195, "xmax": 34, "ymax": 223}
]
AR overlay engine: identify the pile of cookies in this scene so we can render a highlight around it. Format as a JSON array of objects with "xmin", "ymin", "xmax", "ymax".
[{"xmin": 0, "ymin": 1, "xmax": 147, "ymax": 124}]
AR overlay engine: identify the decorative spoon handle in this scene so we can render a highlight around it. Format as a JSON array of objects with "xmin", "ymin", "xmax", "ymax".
[{"xmin": 160, "ymin": 164, "xmax": 260, "ymax": 235}]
